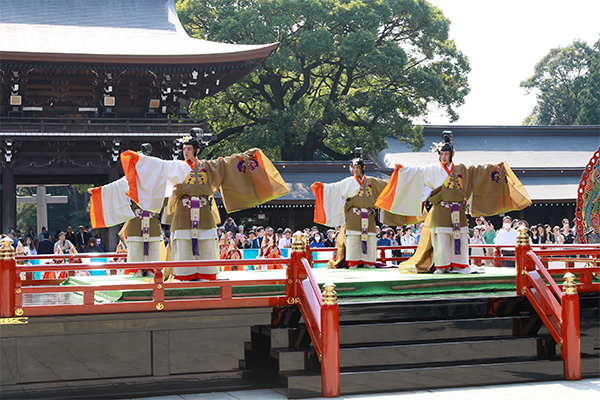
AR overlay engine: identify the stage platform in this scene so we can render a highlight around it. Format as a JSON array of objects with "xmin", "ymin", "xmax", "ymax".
[
  {"xmin": 5, "ymin": 263, "xmax": 599, "ymax": 400},
  {"xmin": 52, "ymin": 267, "xmax": 520, "ymax": 305}
]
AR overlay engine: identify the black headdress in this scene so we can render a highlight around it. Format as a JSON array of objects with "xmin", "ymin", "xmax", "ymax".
[
  {"xmin": 439, "ymin": 131, "xmax": 454, "ymax": 163},
  {"xmin": 349, "ymin": 147, "xmax": 365, "ymax": 174}
]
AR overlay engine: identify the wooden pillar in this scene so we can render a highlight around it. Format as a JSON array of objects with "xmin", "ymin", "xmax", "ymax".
[
  {"xmin": 1, "ymin": 165, "xmax": 16, "ymax": 234},
  {"xmin": 36, "ymin": 185, "xmax": 48, "ymax": 233}
]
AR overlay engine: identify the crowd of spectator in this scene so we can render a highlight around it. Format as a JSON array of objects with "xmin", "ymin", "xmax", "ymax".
[
  {"xmin": 214, "ymin": 216, "xmax": 425, "ymax": 257},
  {"xmin": 213, "ymin": 215, "xmax": 581, "ymax": 267},
  {"xmin": 1, "ymin": 225, "xmax": 107, "ymax": 256},
  {"xmin": 2, "ymin": 216, "xmax": 580, "ymax": 262}
]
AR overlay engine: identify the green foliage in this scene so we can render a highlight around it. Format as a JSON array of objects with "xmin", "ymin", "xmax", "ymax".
[
  {"xmin": 16, "ymin": 186, "xmax": 92, "ymax": 237},
  {"xmin": 177, "ymin": 0, "xmax": 470, "ymax": 160},
  {"xmin": 521, "ymin": 40, "xmax": 597, "ymax": 126},
  {"xmin": 575, "ymin": 40, "xmax": 600, "ymax": 125}
]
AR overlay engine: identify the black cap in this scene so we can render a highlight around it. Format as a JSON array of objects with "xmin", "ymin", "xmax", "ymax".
[{"xmin": 440, "ymin": 131, "xmax": 454, "ymax": 154}]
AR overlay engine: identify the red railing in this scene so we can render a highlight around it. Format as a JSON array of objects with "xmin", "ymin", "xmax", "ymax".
[
  {"xmin": 288, "ymin": 244, "xmax": 340, "ymax": 397},
  {"xmin": 515, "ymin": 228, "xmax": 600, "ymax": 381},
  {"xmin": 0, "ymin": 237, "xmax": 341, "ymax": 398}
]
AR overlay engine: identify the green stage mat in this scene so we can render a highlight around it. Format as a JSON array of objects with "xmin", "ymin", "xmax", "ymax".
[{"xmin": 61, "ymin": 267, "xmax": 519, "ymax": 303}]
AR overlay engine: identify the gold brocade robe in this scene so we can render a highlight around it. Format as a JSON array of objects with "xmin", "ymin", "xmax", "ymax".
[
  {"xmin": 164, "ymin": 150, "xmax": 289, "ymax": 233},
  {"xmin": 376, "ymin": 161, "xmax": 531, "ymax": 272},
  {"xmin": 343, "ymin": 177, "xmax": 388, "ymax": 233},
  {"xmin": 119, "ymin": 203, "xmax": 163, "ymax": 240}
]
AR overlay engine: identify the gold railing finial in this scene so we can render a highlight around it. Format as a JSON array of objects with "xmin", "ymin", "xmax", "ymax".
[
  {"xmin": 562, "ymin": 272, "xmax": 577, "ymax": 295},
  {"xmin": 0, "ymin": 236, "xmax": 15, "ymax": 260},
  {"xmin": 322, "ymin": 282, "xmax": 337, "ymax": 305},
  {"xmin": 292, "ymin": 231, "xmax": 308, "ymax": 252},
  {"xmin": 516, "ymin": 225, "xmax": 529, "ymax": 246}
]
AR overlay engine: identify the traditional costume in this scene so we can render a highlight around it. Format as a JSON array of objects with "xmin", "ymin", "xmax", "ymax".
[
  {"xmin": 118, "ymin": 147, "xmax": 288, "ymax": 280},
  {"xmin": 376, "ymin": 131, "xmax": 531, "ymax": 273},
  {"xmin": 89, "ymin": 177, "xmax": 165, "ymax": 271},
  {"xmin": 259, "ymin": 234, "xmax": 283, "ymax": 270},
  {"xmin": 312, "ymin": 155, "xmax": 418, "ymax": 267},
  {"xmin": 221, "ymin": 242, "xmax": 243, "ymax": 271}
]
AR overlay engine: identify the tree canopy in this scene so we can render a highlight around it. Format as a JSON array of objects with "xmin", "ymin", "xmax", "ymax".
[
  {"xmin": 521, "ymin": 39, "xmax": 599, "ymax": 126},
  {"xmin": 575, "ymin": 40, "xmax": 600, "ymax": 125},
  {"xmin": 177, "ymin": 0, "xmax": 470, "ymax": 160},
  {"xmin": 16, "ymin": 186, "xmax": 92, "ymax": 238}
]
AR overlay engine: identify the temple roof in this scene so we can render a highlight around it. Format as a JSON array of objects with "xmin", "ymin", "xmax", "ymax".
[
  {"xmin": 0, "ymin": 0, "xmax": 278, "ymax": 65},
  {"xmin": 373, "ymin": 125, "xmax": 600, "ymax": 203},
  {"xmin": 375, "ymin": 125, "xmax": 598, "ymax": 169}
]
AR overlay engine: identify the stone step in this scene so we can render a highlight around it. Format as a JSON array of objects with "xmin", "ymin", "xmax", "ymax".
[
  {"xmin": 273, "ymin": 335, "xmax": 555, "ymax": 372},
  {"xmin": 284, "ymin": 355, "xmax": 600, "ymax": 398}
]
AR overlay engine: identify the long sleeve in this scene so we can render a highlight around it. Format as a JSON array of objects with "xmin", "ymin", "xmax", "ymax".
[
  {"xmin": 311, "ymin": 177, "xmax": 360, "ymax": 227},
  {"xmin": 218, "ymin": 149, "xmax": 289, "ymax": 213},
  {"xmin": 89, "ymin": 177, "xmax": 135, "ymax": 228},
  {"xmin": 120, "ymin": 150, "xmax": 189, "ymax": 213},
  {"xmin": 467, "ymin": 162, "xmax": 532, "ymax": 216},
  {"xmin": 376, "ymin": 164, "xmax": 448, "ymax": 216}
]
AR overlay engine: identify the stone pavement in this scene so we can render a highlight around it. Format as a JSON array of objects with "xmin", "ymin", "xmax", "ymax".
[{"xmin": 115, "ymin": 377, "xmax": 599, "ymax": 400}]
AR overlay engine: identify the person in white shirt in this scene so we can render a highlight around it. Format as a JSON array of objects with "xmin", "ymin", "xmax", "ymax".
[
  {"xmin": 278, "ymin": 228, "xmax": 293, "ymax": 249},
  {"xmin": 400, "ymin": 225, "xmax": 417, "ymax": 256},
  {"xmin": 494, "ymin": 216, "xmax": 518, "ymax": 267},
  {"xmin": 23, "ymin": 236, "xmax": 37, "ymax": 257}
]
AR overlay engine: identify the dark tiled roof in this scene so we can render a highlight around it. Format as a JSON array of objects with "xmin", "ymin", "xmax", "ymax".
[
  {"xmin": 273, "ymin": 164, "xmax": 390, "ymax": 201},
  {"xmin": 373, "ymin": 125, "xmax": 599, "ymax": 202},
  {"xmin": 0, "ymin": 0, "xmax": 278, "ymax": 62},
  {"xmin": 376, "ymin": 125, "xmax": 599, "ymax": 169},
  {"xmin": 269, "ymin": 126, "xmax": 599, "ymax": 203}
]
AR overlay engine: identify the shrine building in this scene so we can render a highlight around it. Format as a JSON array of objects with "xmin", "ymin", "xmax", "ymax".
[{"xmin": 0, "ymin": 0, "xmax": 277, "ymax": 248}]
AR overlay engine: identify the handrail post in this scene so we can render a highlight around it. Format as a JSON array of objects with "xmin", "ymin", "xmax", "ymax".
[
  {"xmin": 0, "ymin": 237, "xmax": 16, "ymax": 317},
  {"xmin": 494, "ymin": 246, "xmax": 502, "ymax": 267},
  {"xmin": 321, "ymin": 283, "xmax": 340, "ymax": 398},
  {"xmin": 515, "ymin": 226, "xmax": 530, "ymax": 295},
  {"xmin": 306, "ymin": 242, "xmax": 314, "ymax": 268},
  {"xmin": 561, "ymin": 273, "xmax": 581, "ymax": 380},
  {"xmin": 288, "ymin": 232, "xmax": 307, "ymax": 299}
]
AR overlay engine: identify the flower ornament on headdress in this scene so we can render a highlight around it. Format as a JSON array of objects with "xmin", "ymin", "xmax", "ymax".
[
  {"xmin": 177, "ymin": 135, "xmax": 193, "ymax": 144},
  {"xmin": 430, "ymin": 142, "xmax": 444, "ymax": 153}
]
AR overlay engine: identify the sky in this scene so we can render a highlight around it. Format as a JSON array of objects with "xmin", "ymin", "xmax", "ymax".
[{"xmin": 416, "ymin": 0, "xmax": 600, "ymax": 126}]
